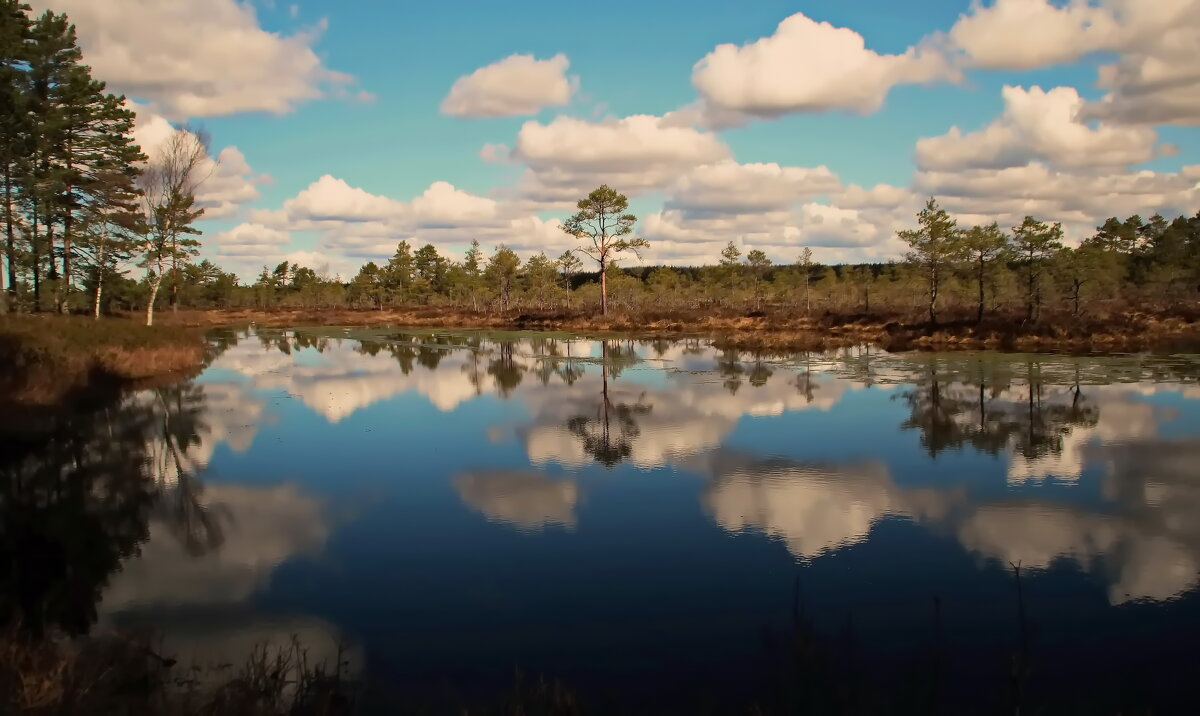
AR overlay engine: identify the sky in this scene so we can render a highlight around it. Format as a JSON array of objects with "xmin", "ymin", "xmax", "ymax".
[{"xmin": 32, "ymin": 0, "xmax": 1200, "ymax": 279}]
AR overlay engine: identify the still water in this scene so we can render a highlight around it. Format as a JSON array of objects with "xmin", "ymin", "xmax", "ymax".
[{"xmin": 6, "ymin": 328, "xmax": 1200, "ymax": 713}]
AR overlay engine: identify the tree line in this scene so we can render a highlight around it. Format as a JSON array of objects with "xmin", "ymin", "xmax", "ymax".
[
  {"xmin": 56, "ymin": 198, "xmax": 1200, "ymax": 325},
  {"xmin": 1, "ymin": 1, "xmax": 207, "ymax": 324}
]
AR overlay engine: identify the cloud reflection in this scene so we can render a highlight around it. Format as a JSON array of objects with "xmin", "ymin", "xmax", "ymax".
[
  {"xmin": 453, "ymin": 470, "xmax": 579, "ymax": 531},
  {"xmin": 206, "ymin": 329, "xmax": 1200, "ymax": 604},
  {"xmin": 102, "ymin": 482, "xmax": 329, "ymax": 613}
]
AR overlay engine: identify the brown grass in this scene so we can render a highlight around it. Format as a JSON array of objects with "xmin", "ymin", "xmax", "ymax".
[
  {"xmin": 0, "ymin": 628, "xmax": 356, "ymax": 716},
  {"xmin": 153, "ymin": 306, "xmax": 1200, "ymax": 355},
  {"xmin": 0, "ymin": 315, "xmax": 207, "ymax": 406}
]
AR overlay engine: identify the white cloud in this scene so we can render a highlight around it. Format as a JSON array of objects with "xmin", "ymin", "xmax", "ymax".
[
  {"xmin": 441, "ymin": 53, "xmax": 577, "ymax": 118},
  {"xmin": 639, "ymin": 201, "xmax": 905, "ymax": 265},
  {"xmin": 501, "ymin": 114, "xmax": 732, "ymax": 209},
  {"xmin": 1087, "ymin": 2, "xmax": 1200, "ymax": 125},
  {"xmin": 916, "ymin": 162, "xmax": 1200, "ymax": 229},
  {"xmin": 691, "ymin": 12, "xmax": 955, "ymax": 123},
  {"xmin": 835, "ymin": 183, "xmax": 920, "ymax": 210},
  {"xmin": 946, "ymin": 1, "xmax": 1200, "ymax": 125},
  {"xmin": 948, "ymin": 0, "xmax": 1122, "ymax": 70},
  {"xmin": 200, "ymin": 147, "xmax": 272, "ymax": 219},
  {"xmin": 281, "ymin": 175, "xmax": 407, "ymax": 223},
  {"xmin": 34, "ymin": 0, "xmax": 357, "ymax": 118},
  {"xmin": 514, "ymin": 114, "xmax": 729, "ymax": 178},
  {"xmin": 410, "ymin": 181, "xmax": 500, "ymax": 227},
  {"xmin": 131, "ymin": 104, "xmax": 267, "ymax": 220},
  {"xmin": 210, "ymin": 223, "xmax": 291, "ymax": 258},
  {"xmin": 241, "ymin": 173, "xmax": 575, "ymax": 270},
  {"xmin": 666, "ymin": 161, "xmax": 842, "ymax": 214},
  {"xmin": 915, "ymin": 86, "xmax": 1168, "ymax": 171}
]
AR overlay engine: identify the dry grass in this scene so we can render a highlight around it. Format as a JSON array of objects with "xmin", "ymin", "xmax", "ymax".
[
  {"xmin": 0, "ymin": 315, "xmax": 207, "ymax": 405},
  {"xmin": 154, "ymin": 306, "xmax": 1200, "ymax": 355},
  {"xmin": 0, "ymin": 628, "xmax": 356, "ymax": 716}
]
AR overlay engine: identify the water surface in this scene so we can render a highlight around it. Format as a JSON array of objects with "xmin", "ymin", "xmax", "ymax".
[{"xmin": 6, "ymin": 328, "xmax": 1200, "ymax": 713}]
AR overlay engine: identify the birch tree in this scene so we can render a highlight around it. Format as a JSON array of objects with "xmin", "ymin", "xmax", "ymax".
[{"xmin": 138, "ymin": 128, "xmax": 208, "ymax": 326}]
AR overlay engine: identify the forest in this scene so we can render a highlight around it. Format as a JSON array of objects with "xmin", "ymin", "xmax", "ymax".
[{"xmin": 2, "ymin": 1, "xmax": 1198, "ymax": 330}]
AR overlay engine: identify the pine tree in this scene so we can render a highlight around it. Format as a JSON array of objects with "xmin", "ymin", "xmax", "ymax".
[
  {"xmin": 561, "ymin": 185, "xmax": 647, "ymax": 316},
  {"xmin": 960, "ymin": 222, "xmax": 1009, "ymax": 323},
  {"xmin": 461, "ymin": 239, "xmax": 484, "ymax": 311},
  {"xmin": 1011, "ymin": 216, "xmax": 1063, "ymax": 323},
  {"xmin": 719, "ymin": 241, "xmax": 741, "ymax": 298},
  {"xmin": 51, "ymin": 60, "xmax": 143, "ymax": 311},
  {"xmin": 796, "ymin": 247, "xmax": 814, "ymax": 315},
  {"xmin": 899, "ymin": 198, "xmax": 962, "ymax": 325},
  {"xmin": 745, "ymin": 248, "xmax": 771, "ymax": 310},
  {"xmin": 0, "ymin": 1, "xmax": 31, "ymax": 311},
  {"xmin": 484, "ymin": 244, "xmax": 520, "ymax": 312},
  {"xmin": 79, "ymin": 157, "xmax": 143, "ymax": 317},
  {"xmin": 556, "ymin": 249, "xmax": 581, "ymax": 309}
]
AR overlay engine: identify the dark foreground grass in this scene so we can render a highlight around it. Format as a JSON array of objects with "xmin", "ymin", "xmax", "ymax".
[
  {"xmin": 0, "ymin": 315, "xmax": 207, "ymax": 405},
  {"xmin": 0, "ymin": 629, "xmax": 357, "ymax": 716}
]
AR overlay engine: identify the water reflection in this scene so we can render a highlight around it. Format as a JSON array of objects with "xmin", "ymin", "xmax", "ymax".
[
  {"xmin": 0, "ymin": 362, "xmax": 344, "ymax": 687},
  {"xmin": 453, "ymin": 470, "xmax": 579, "ymax": 531},
  {"xmin": 6, "ymin": 327, "xmax": 1200, "ymax": 711},
  {"xmin": 698, "ymin": 451, "xmax": 960, "ymax": 560}
]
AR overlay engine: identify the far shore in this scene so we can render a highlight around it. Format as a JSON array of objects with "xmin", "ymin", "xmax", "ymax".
[
  {"xmin": 156, "ymin": 306, "xmax": 1200, "ymax": 355},
  {"xmin": 3, "ymin": 307, "xmax": 1198, "ymax": 409}
]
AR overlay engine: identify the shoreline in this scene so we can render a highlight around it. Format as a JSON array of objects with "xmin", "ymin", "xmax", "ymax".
[
  {"xmin": 3, "ymin": 307, "xmax": 1197, "ymax": 409},
  {"xmin": 157, "ymin": 307, "xmax": 1200, "ymax": 355},
  {"xmin": 0, "ymin": 315, "xmax": 208, "ymax": 410}
]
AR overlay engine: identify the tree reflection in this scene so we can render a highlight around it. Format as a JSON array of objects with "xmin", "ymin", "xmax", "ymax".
[
  {"xmin": 146, "ymin": 384, "xmax": 226, "ymax": 557},
  {"xmin": 565, "ymin": 340, "xmax": 651, "ymax": 467},
  {"xmin": 0, "ymin": 383, "xmax": 223, "ymax": 637},
  {"xmin": 487, "ymin": 341, "xmax": 524, "ymax": 397},
  {"xmin": 899, "ymin": 357, "xmax": 1100, "ymax": 459}
]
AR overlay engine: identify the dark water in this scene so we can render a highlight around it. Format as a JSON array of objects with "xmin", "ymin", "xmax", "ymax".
[{"xmin": 5, "ymin": 328, "xmax": 1200, "ymax": 713}]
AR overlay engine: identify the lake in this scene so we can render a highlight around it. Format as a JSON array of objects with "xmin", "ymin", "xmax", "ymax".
[{"xmin": 5, "ymin": 328, "xmax": 1200, "ymax": 713}]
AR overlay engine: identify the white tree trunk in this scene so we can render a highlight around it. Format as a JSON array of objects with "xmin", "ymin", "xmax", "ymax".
[
  {"xmin": 93, "ymin": 228, "xmax": 106, "ymax": 319},
  {"xmin": 93, "ymin": 275, "xmax": 103, "ymax": 319},
  {"xmin": 146, "ymin": 260, "xmax": 164, "ymax": 326}
]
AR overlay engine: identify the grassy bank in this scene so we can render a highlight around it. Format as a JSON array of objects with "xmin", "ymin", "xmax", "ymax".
[
  {"xmin": 155, "ymin": 306, "xmax": 1200, "ymax": 354},
  {"xmin": 0, "ymin": 315, "xmax": 207, "ymax": 406},
  {"xmin": 0, "ymin": 629, "xmax": 356, "ymax": 716}
]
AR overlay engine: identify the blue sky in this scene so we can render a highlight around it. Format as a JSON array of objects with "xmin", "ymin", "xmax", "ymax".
[{"xmin": 35, "ymin": 0, "xmax": 1200, "ymax": 277}]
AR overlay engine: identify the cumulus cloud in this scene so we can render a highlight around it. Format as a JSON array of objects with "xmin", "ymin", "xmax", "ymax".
[
  {"xmin": 915, "ymin": 86, "xmax": 1169, "ymax": 171},
  {"xmin": 131, "ymin": 105, "xmax": 268, "ymax": 220},
  {"xmin": 210, "ymin": 223, "xmax": 291, "ymax": 257},
  {"xmin": 947, "ymin": 0, "xmax": 1200, "ymax": 125},
  {"xmin": 33, "ymin": 0, "xmax": 358, "ymax": 118},
  {"xmin": 512, "ymin": 114, "xmax": 730, "ymax": 194},
  {"xmin": 410, "ymin": 181, "xmax": 500, "ymax": 227},
  {"xmin": 441, "ymin": 53, "xmax": 577, "ymax": 117},
  {"xmin": 239, "ymin": 173, "xmax": 575, "ymax": 272},
  {"xmin": 496, "ymin": 113, "xmax": 736, "ymax": 218},
  {"xmin": 279, "ymin": 175, "xmax": 406, "ymax": 224},
  {"xmin": 1087, "ymin": 2, "xmax": 1200, "ymax": 126},
  {"xmin": 915, "ymin": 162, "xmax": 1200, "ymax": 229},
  {"xmin": 666, "ymin": 161, "xmax": 842, "ymax": 214},
  {"xmin": 691, "ymin": 12, "xmax": 955, "ymax": 123},
  {"xmin": 948, "ymin": 0, "xmax": 1123, "ymax": 70}
]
